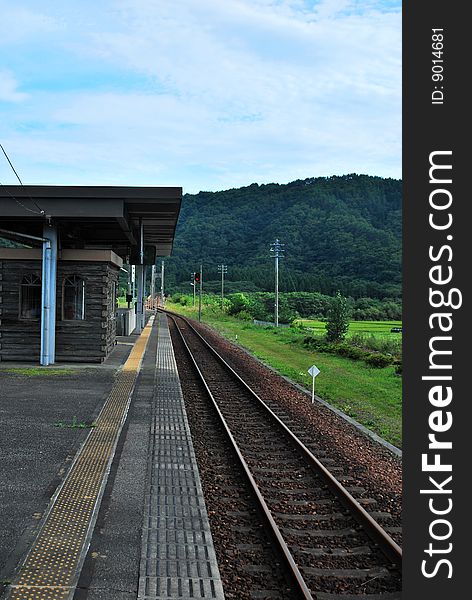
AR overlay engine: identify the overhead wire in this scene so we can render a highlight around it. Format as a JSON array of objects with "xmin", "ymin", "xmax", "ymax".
[
  {"xmin": 0, "ymin": 180, "xmax": 44, "ymax": 215},
  {"xmin": 0, "ymin": 142, "xmax": 45, "ymax": 215}
]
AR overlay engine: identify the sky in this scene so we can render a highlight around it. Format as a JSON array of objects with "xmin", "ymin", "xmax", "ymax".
[{"xmin": 0, "ymin": 0, "xmax": 401, "ymax": 194}]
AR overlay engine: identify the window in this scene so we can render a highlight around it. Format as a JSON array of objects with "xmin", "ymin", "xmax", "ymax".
[
  {"xmin": 62, "ymin": 275, "xmax": 85, "ymax": 320},
  {"xmin": 19, "ymin": 274, "xmax": 42, "ymax": 320}
]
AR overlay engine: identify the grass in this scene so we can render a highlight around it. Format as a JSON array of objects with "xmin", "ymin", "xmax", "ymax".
[
  {"xmin": 117, "ymin": 296, "xmax": 130, "ymax": 308},
  {"xmin": 167, "ymin": 302, "xmax": 402, "ymax": 448},
  {"xmin": 54, "ymin": 416, "xmax": 97, "ymax": 429},
  {"xmin": 0, "ymin": 367, "xmax": 77, "ymax": 377}
]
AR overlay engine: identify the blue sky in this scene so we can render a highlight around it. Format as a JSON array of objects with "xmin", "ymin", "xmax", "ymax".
[{"xmin": 0, "ymin": 0, "xmax": 401, "ymax": 194}]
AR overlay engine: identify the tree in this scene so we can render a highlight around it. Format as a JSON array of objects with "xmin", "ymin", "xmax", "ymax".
[
  {"xmin": 227, "ymin": 293, "xmax": 253, "ymax": 316},
  {"xmin": 163, "ymin": 174, "xmax": 402, "ymax": 299},
  {"xmin": 325, "ymin": 292, "xmax": 350, "ymax": 342}
]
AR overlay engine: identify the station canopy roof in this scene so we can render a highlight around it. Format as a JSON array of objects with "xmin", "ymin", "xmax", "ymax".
[{"xmin": 0, "ymin": 185, "xmax": 182, "ymax": 258}]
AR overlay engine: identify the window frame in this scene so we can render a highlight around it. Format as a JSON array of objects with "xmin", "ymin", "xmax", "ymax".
[
  {"xmin": 61, "ymin": 274, "xmax": 86, "ymax": 321},
  {"xmin": 18, "ymin": 273, "xmax": 42, "ymax": 321}
]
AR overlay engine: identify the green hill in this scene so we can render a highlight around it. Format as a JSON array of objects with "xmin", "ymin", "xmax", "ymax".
[{"xmin": 166, "ymin": 174, "xmax": 401, "ymax": 299}]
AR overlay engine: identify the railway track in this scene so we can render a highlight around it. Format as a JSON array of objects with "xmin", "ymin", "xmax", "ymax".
[{"xmin": 165, "ymin": 310, "xmax": 402, "ymax": 599}]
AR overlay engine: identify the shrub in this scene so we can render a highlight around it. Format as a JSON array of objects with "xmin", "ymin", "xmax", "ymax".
[
  {"xmin": 336, "ymin": 344, "xmax": 366, "ymax": 360},
  {"xmin": 394, "ymin": 359, "xmax": 403, "ymax": 375},
  {"xmin": 278, "ymin": 308, "xmax": 298, "ymax": 324},
  {"xmin": 235, "ymin": 310, "xmax": 253, "ymax": 321},
  {"xmin": 228, "ymin": 293, "xmax": 253, "ymax": 316},
  {"xmin": 304, "ymin": 335, "xmax": 396, "ymax": 369},
  {"xmin": 350, "ymin": 332, "xmax": 402, "ymax": 358},
  {"xmin": 303, "ymin": 336, "xmax": 327, "ymax": 350},
  {"xmin": 365, "ymin": 353, "xmax": 394, "ymax": 368}
]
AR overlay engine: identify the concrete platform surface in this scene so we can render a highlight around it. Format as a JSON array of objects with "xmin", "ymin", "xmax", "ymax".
[{"xmin": 0, "ymin": 338, "xmax": 135, "ymax": 593}]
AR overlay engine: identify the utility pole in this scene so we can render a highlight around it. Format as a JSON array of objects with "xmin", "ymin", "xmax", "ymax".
[
  {"xmin": 217, "ymin": 264, "xmax": 227, "ymax": 310},
  {"xmin": 191, "ymin": 272, "xmax": 196, "ymax": 306},
  {"xmin": 270, "ymin": 239, "xmax": 285, "ymax": 327},
  {"xmin": 198, "ymin": 263, "xmax": 203, "ymax": 322},
  {"xmin": 161, "ymin": 260, "xmax": 165, "ymax": 307}
]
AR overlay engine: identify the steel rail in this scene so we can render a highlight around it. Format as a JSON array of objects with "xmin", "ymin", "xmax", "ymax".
[
  {"xmin": 168, "ymin": 313, "xmax": 314, "ymax": 600},
  {"xmin": 164, "ymin": 309, "xmax": 402, "ymax": 569}
]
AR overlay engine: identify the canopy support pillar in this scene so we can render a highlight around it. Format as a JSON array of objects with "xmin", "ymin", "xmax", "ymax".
[{"xmin": 40, "ymin": 223, "xmax": 57, "ymax": 366}]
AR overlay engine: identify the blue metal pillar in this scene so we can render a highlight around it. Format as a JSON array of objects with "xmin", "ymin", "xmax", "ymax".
[{"xmin": 40, "ymin": 224, "xmax": 58, "ymax": 366}]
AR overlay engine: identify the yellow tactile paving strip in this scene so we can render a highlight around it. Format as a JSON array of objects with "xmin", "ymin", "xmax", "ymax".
[{"xmin": 8, "ymin": 317, "xmax": 154, "ymax": 600}]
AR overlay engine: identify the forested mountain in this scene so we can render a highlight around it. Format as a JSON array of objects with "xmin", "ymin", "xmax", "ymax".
[
  {"xmin": 0, "ymin": 174, "xmax": 402, "ymax": 300},
  {"xmin": 166, "ymin": 174, "xmax": 401, "ymax": 299}
]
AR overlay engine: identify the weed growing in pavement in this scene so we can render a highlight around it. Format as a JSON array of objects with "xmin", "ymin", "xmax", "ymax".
[
  {"xmin": 54, "ymin": 416, "xmax": 97, "ymax": 429},
  {"xmin": 1, "ymin": 368, "xmax": 76, "ymax": 377}
]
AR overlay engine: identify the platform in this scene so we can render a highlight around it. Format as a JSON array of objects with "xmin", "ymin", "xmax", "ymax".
[
  {"xmin": 138, "ymin": 313, "xmax": 224, "ymax": 599},
  {"xmin": 0, "ymin": 313, "xmax": 224, "ymax": 600}
]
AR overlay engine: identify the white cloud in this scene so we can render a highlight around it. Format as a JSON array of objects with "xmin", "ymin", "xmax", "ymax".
[
  {"xmin": 0, "ymin": 1, "xmax": 60, "ymax": 45},
  {"xmin": 0, "ymin": 70, "xmax": 28, "ymax": 102},
  {"xmin": 0, "ymin": 0, "xmax": 401, "ymax": 191}
]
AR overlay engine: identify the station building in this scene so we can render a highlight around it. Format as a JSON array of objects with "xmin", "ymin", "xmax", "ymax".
[{"xmin": 0, "ymin": 185, "xmax": 181, "ymax": 364}]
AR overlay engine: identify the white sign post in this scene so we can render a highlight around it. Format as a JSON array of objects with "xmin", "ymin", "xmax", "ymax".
[{"xmin": 308, "ymin": 364, "xmax": 320, "ymax": 403}]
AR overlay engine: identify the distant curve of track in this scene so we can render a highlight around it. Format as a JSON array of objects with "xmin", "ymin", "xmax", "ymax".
[{"xmin": 165, "ymin": 309, "xmax": 402, "ymax": 599}]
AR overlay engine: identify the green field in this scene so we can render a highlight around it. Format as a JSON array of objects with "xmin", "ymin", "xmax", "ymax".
[
  {"xmin": 297, "ymin": 319, "xmax": 402, "ymax": 339},
  {"xmin": 166, "ymin": 302, "xmax": 402, "ymax": 448}
]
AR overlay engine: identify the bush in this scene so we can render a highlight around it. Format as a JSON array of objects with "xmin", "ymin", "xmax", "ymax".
[
  {"xmin": 365, "ymin": 353, "xmax": 394, "ymax": 368},
  {"xmin": 336, "ymin": 344, "xmax": 366, "ymax": 360},
  {"xmin": 235, "ymin": 310, "xmax": 253, "ymax": 321},
  {"xmin": 171, "ymin": 293, "xmax": 192, "ymax": 306},
  {"xmin": 278, "ymin": 306, "xmax": 298, "ymax": 324},
  {"xmin": 303, "ymin": 336, "xmax": 329, "ymax": 351},
  {"xmin": 304, "ymin": 335, "xmax": 397, "ymax": 370},
  {"xmin": 350, "ymin": 333, "xmax": 402, "ymax": 358},
  {"xmin": 394, "ymin": 359, "xmax": 403, "ymax": 375},
  {"xmin": 228, "ymin": 293, "xmax": 253, "ymax": 316}
]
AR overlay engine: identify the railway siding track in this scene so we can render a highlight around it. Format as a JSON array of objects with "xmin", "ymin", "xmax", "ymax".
[{"xmin": 166, "ymin": 311, "xmax": 402, "ymax": 599}]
